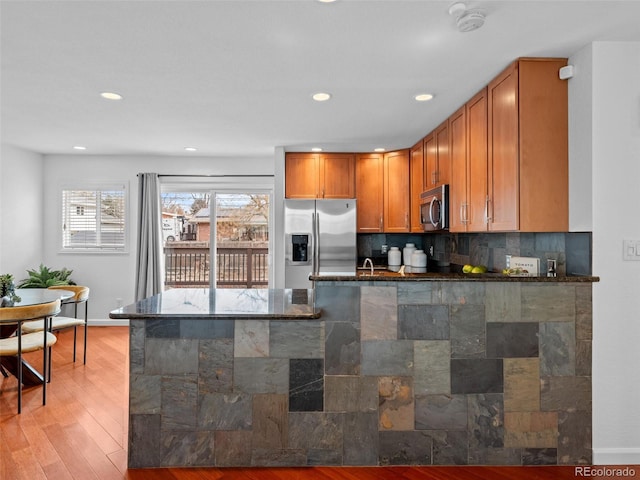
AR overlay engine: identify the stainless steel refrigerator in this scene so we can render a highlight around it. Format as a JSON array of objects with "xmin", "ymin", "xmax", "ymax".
[{"xmin": 284, "ymin": 199, "xmax": 357, "ymax": 288}]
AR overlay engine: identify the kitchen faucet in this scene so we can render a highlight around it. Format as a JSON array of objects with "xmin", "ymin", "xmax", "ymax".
[{"xmin": 362, "ymin": 258, "xmax": 374, "ymax": 276}]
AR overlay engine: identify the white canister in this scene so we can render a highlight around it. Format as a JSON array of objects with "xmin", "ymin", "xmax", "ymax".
[
  {"xmin": 388, "ymin": 246, "xmax": 401, "ymax": 266},
  {"xmin": 403, "ymin": 243, "xmax": 416, "ymax": 266},
  {"xmin": 411, "ymin": 249, "xmax": 428, "ymax": 273}
]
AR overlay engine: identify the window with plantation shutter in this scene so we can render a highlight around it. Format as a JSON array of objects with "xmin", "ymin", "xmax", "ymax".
[{"xmin": 61, "ymin": 183, "xmax": 128, "ymax": 252}]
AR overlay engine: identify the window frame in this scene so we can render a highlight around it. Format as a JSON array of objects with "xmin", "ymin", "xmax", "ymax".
[{"xmin": 59, "ymin": 181, "xmax": 130, "ymax": 254}]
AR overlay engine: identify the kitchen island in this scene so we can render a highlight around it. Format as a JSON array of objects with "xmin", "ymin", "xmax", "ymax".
[{"xmin": 112, "ymin": 274, "xmax": 597, "ymax": 467}]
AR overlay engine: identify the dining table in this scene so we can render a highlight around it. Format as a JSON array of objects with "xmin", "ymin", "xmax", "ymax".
[{"xmin": 0, "ymin": 288, "xmax": 74, "ymax": 386}]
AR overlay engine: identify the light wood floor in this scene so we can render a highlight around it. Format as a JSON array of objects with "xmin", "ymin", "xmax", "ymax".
[{"xmin": 0, "ymin": 327, "xmax": 610, "ymax": 479}]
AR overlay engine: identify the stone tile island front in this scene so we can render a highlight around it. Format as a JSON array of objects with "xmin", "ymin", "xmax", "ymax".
[{"xmin": 110, "ymin": 275, "xmax": 596, "ymax": 468}]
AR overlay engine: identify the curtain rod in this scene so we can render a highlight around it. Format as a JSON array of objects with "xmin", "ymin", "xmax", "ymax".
[{"xmin": 137, "ymin": 174, "xmax": 274, "ymax": 178}]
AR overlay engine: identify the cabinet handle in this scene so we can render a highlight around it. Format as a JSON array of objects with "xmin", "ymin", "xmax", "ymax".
[
  {"xmin": 405, "ymin": 213, "xmax": 409, "ymax": 230},
  {"xmin": 461, "ymin": 202, "xmax": 469, "ymax": 224},
  {"xmin": 484, "ymin": 196, "xmax": 492, "ymax": 223},
  {"xmin": 380, "ymin": 215, "xmax": 383, "ymax": 231},
  {"xmin": 431, "ymin": 172, "xmax": 436, "ymax": 185}
]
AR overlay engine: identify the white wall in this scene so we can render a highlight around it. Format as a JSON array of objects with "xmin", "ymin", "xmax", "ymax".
[
  {"xmin": 568, "ymin": 44, "xmax": 593, "ymax": 232},
  {"xmin": 41, "ymin": 154, "xmax": 274, "ymax": 322},
  {"xmin": 0, "ymin": 144, "xmax": 44, "ymax": 276},
  {"xmin": 570, "ymin": 41, "xmax": 640, "ymax": 464}
]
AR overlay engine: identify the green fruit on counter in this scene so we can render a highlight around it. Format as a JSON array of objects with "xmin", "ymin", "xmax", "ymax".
[
  {"xmin": 471, "ymin": 265, "xmax": 488, "ymax": 274},
  {"xmin": 462, "ymin": 264, "xmax": 474, "ymax": 273}
]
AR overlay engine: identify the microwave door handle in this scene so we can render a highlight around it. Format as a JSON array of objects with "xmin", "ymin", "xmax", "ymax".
[{"xmin": 429, "ymin": 197, "xmax": 438, "ymax": 227}]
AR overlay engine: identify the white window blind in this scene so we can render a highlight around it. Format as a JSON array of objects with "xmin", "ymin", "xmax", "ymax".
[{"xmin": 62, "ymin": 184, "xmax": 127, "ymax": 251}]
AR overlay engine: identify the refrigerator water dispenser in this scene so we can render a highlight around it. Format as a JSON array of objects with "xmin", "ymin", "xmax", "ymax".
[{"xmin": 291, "ymin": 234, "xmax": 310, "ymax": 263}]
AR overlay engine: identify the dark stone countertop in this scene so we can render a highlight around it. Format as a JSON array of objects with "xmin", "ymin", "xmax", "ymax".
[
  {"xmin": 312, "ymin": 270, "xmax": 599, "ymax": 283},
  {"xmin": 109, "ymin": 288, "xmax": 320, "ymax": 320}
]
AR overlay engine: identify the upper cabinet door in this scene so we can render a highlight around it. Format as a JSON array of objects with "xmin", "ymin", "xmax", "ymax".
[
  {"xmin": 356, "ymin": 153, "xmax": 384, "ymax": 232},
  {"xmin": 383, "ymin": 149, "xmax": 410, "ymax": 233},
  {"xmin": 466, "ymin": 88, "xmax": 489, "ymax": 232},
  {"xmin": 285, "ymin": 153, "xmax": 355, "ymax": 199},
  {"xmin": 487, "ymin": 62, "xmax": 519, "ymax": 231},
  {"xmin": 423, "ymin": 133, "xmax": 437, "ymax": 189},
  {"xmin": 435, "ymin": 120, "xmax": 450, "ymax": 187},
  {"xmin": 320, "ymin": 153, "xmax": 355, "ymax": 199},
  {"xmin": 448, "ymin": 105, "xmax": 467, "ymax": 233},
  {"xmin": 410, "ymin": 141, "xmax": 425, "ymax": 233},
  {"xmin": 285, "ymin": 153, "xmax": 319, "ymax": 199}
]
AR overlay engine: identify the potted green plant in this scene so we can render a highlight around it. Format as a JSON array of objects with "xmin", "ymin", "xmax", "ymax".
[
  {"xmin": 17, "ymin": 264, "xmax": 75, "ymax": 289},
  {"xmin": 0, "ymin": 273, "xmax": 21, "ymax": 306}
]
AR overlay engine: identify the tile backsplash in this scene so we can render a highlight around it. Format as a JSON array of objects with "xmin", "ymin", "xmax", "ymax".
[{"xmin": 358, "ymin": 231, "xmax": 592, "ymax": 276}]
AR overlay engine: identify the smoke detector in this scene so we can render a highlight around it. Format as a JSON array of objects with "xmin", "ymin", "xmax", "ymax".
[{"xmin": 448, "ymin": 2, "xmax": 485, "ymax": 32}]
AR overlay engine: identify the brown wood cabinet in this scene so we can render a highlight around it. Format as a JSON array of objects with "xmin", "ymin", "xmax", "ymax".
[
  {"xmin": 410, "ymin": 140, "xmax": 425, "ymax": 232},
  {"xmin": 449, "ymin": 105, "xmax": 467, "ymax": 232},
  {"xmin": 286, "ymin": 57, "xmax": 568, "ymax": 233},
  {"xmin": 355, "ymin": 150, "xmax": 411, "ymax": 233},
  {"xmin": 355, "ymin": 153, "xmax": 384, "ymax": 232},
  {"xmin": 424, "ymin": 121, "xmax": 450, "ymax": 188},
  {"xmin": 383, "ymin": 149, "xmax": 410, "ymax": 233},
  {"xmin": 487, "ymin": 58, "xmax": 568, "ymax": 232},
  {"xmin": 285, "ymin": 153, "xmax": 355, "ymax": 199},
  {"xmin": 450, "ymin": 88, "xmax": 489, "ymax": 232},
  {"xmin": 466, "ymin": 88, "xmax": 490, "ymax": 232}
]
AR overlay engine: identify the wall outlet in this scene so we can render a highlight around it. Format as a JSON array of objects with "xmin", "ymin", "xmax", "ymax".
[
  {"xmin": 547, "ymin": 259, "xmax": 557, "ymax": 277},
  {"xmin": 623, "ymin": 239, "xmax": 640, "ymax": 261},
  {"xmin": 505, "ymin": 255, "xmax": 511, "ymax": 268}
]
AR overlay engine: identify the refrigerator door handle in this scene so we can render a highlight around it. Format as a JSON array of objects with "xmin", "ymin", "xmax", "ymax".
[{"xmin": 312, "ymin": 212, "xmax": 319, "ymax": 275}]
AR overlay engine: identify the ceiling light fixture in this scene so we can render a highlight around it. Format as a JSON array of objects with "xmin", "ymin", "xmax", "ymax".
[
  {"xmin": 312, "ymin": 92, "xmax": 332, "ymax": 102},
  {"xmin": 448, "ymin": 2, "xmax": 485, "ymax": 33},
  {"xmin": 415, "ymin": 93, "xmax": 434, "ymax": 102},
  {"xmin": 311, "ymin": 147, "xmax": 323, "ymax": 152},
  {"xmin": 374, "ymin": 148, "xmax": 386, "ymax": 152},
  {"xmin": 184, "ymin": 147, "xmax": 198, "ymax": 152},
  {"xmin": 73, "ymin": 145, "xmax": 87, "ymax": 151},
  {"xmin": 100, "ymin": 91, "xmax": 123, "ymax": 100},
  {"xmin": 317, "ymin": 0, "xmax": 338, "ymax": 3}
]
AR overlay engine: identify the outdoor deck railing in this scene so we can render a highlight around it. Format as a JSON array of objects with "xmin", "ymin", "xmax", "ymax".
[{"xmin": 164, "ymin": 245, "xmax": 268, "ymax": 288}]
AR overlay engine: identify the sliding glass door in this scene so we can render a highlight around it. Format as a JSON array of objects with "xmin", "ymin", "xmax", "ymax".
[
  {"xmin": 160, "ymin": 182, "xmax": 272, "ymax": 289},
  {"xmin": 212, "ymin": 192, "xmax": 270, "ymax": 288}
]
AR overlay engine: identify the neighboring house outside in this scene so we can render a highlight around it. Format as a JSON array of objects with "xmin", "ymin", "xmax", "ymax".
[{"xmin": 190, "ymin": 207, "xmax": 268, "ymax": 243}]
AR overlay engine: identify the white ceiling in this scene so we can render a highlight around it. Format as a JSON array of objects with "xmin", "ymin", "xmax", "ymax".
[{"xmin": 2, "ymin": 0, "xmax": 640, "ymax": 158}]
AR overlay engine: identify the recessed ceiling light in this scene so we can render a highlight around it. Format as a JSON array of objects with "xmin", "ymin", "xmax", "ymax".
[
  {"xmin": 100, "ymin": 92, "xmax": 123, "ymax": 100},
  {"xmin": 312, "ymin": 92, "xmax": 332, "ymax": 102},
  {"xmin": 415, "ymin": 93, "xmax": 434, "ymax": 102},
  {"xmin": 73, "ymin": 145, "xmax": 87, "ymax": 151},
  {"xmin": 374, "ymin": 148, "xmax": 386, "ymax": 152},
  {"xmin": 184, "ymin": 147, "xmax": 198, "ymax": 152},
  {"xmin": 317, "ymin": 0, "xmax": 338, "ymax": 3},
  {"xmin": 311, "ymin": 147, "xmax": 323, "ymax": 152}
]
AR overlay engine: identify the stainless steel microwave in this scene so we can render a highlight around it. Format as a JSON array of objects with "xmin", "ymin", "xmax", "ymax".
[{"xmin": 420, "ymin": 184, "xmax": 449, "ymax": 231}]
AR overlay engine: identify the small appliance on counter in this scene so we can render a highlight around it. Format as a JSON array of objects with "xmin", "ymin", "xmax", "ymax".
[
  {"xmin": 388, "ymin": 247, "xmax": 401, "ymax": 272},
  {"xmin": 410, "ymin": 249, "xmax": 428, "ymax": 273},
  {"xmin": 284, "ymin": 199, "xmax": 357, "ymax": 288},
  {"xmin": 403, "ymin": 243, "xmax": 416, "ymax": 268}
]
